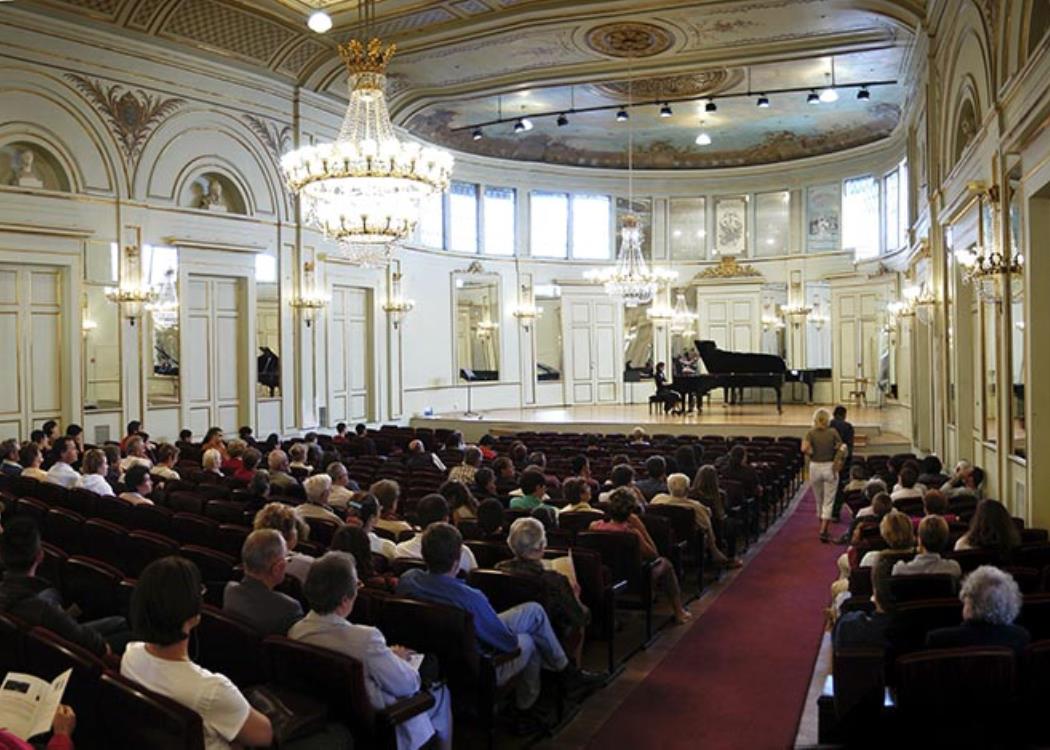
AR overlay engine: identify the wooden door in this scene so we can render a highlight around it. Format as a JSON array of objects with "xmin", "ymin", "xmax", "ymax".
[
  {"xmin": 329, "ymin": 285, "xmax": 371, "ymax": 424},
  {"xmin": 186, "ymin": 276, "xmax": 243, "ymax": 435}
]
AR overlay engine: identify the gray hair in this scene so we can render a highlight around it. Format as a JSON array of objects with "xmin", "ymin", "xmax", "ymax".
[
  {"xmin": 303, "ymin": 474, "xmax": 332, "ymax": 505},
  {"xmin": 267, "ymin": 450, "xmax": 289, "ymax": 472},
  {"xmin": 507, "ymin": 517, "xmax": 546, "ymax": 559},
  {"xmin": 289, "ymin": 443, "xmax": 307, "ymax": 462},
  {"xmin": 864, "ymin": 478, "xmax": 888, "ymax": 501},
  {"xmin": 302, "ymin": 551, "xmax": 358, "ymax": 615},
  {"xmin": 961, "ymin": 565, "xmax": 1022, "ymax": 625},
  {"xmin": 241, "ymin": 528, "xmax": 287, "ymax": 575},
  {"xmin": 327, "ymin": 461, "xmax": 348, "ymax": 481},
  {"xmin": 202, "ymin": 448, "xmax": 222, "ymax": 471},
  {"xmin": 666, "ymin": 473, "xmax": 690, "ymax": 498}
]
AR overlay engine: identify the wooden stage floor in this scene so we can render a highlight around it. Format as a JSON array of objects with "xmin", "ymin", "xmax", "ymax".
[{"xmin": 410, "ymin": 403, "xmax": 912, "ymax": 452}]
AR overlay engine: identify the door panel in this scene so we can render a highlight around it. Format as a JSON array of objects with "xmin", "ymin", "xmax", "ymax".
[
  {"xmin": 187, "ymin": 276, "xmax": 243, "ymax": 430},
  {"xmin": 329, "ymin": 286, "xmax": 371, "ymax": 424}
]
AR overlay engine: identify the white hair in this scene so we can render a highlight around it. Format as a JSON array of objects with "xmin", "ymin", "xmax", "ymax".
[
  {"xmin": 303, "ymin": 473, "xmax": 332, "ymax": 505},
  {"xmin": 267, "ymin": 449, "xmax": 289, "ymax": 472},
  {"xmin": 507, "ymin": 517, "xmax": 546, "ymax": 559},
  {"xmin": 666, "ymin": 473, "xmax": 690, "ymax": 498},
  {"xmin": 961, "ymin": 565, "xmax": 1022, "ymax": 625},
  {"xmin": 202, "ymin": 448, "xmax": 222, "ymax": 471}
]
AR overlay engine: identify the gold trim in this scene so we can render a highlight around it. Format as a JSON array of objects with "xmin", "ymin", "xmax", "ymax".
[
  {"xmin": 165, "ymin": 238, "xmax": 266, "ymax": 253},
  {"xmin": 0, "ymin": 222, "xmax": 95, "ymax": 238},
  {"xmin": 691, "ymin": 256, "xmax": 762, "ymax": 280}
]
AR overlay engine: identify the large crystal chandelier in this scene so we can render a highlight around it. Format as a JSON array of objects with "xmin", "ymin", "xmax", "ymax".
[{"xmin": 281, "ymin": 6, "xmax": 453, "ymax": 266}]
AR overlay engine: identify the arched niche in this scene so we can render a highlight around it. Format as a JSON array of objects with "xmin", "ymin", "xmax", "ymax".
[
  {"xmin": 0, "ymin": 140, "xmax": 72, "ymax": 192},
  {"xmin": 1027, "ymin": 0, "xmax": 1050, "ymax": 58},
  {"xmin": 181, "ymin": 171, "xmax": 248, "ymax": 214},
  {"xmin": 953, "ymin": 92, "xmax": 979, "ymax": 166}
]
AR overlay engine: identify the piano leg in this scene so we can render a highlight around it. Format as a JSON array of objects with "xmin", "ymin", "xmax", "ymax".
[
  {"xmin": 807, "ymin": 380, "xmax": 814, "ymax": 404},
  {"xmin": 776, "ymin": 386, "xmax": 783, "ymax": 414}
]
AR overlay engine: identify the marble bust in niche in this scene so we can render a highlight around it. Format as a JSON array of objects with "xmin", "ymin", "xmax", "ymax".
[
  {"xmin": 199, "ymin": 178, "xmax": 227, "ymax": 212},
  {"xmin": 15, "ymin": 149, "xmax": 42, "ymax": 188}
]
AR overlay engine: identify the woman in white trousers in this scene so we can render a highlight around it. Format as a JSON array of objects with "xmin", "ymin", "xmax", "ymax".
[{"xmin": 802, "ymin": 408, "xmax": 843, "ymax": 542}]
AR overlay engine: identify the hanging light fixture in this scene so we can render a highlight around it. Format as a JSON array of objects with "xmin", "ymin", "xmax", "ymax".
[
  {"xmin": 382, "ymin": 270, "xmax": 415, "ymax": 329},
  {"xmin": 471, "ymin": 128, "xmax": 483, "ymax": 141},
  {"xmin": 756, "ymin": 94, "xmax": 770, "ymax": 108},
  {"xmin": 307, "ymin": 10, "xmax": 333, "ymax": 33},
  {"xmin": 616, "ymin": 108, "xmax": 629, "ymax": 122},
  {"xmin": 105, "ymin": 245, "xmax": 154, "ymax": 325},
  {"xmin": 807, "ymin": 90, "xmax": 820, "ymax": 104},
  {"xmin": 955, "ymin": 183, "xmax": 1022, "ymax": 303},
  {"xmin": 585, "ymin": 72, "xmax": 676, "ymax": 307},
  {"xmin": 556, "ymin": 113, "xmax": 569, "ymax": 127},
  {"xmin": 146, "ymin": 267, "xmax": 179, "ymax": 330},
  {"xmin": 281, "ymin": 1, "xmax": 453, "ymax": 266},
  {"xmin": 704, "ymin": 98, "xmax": 717, "ymax": 113},
  {"xmin": 659, "ymin": 102, "xmax": 673, "ymax": 117},
  {"xmin": 290, "ymin": 261, "xmax": 328, "ymax": 327},
  {"xmin": 809, "ymin": 297, "xmax": 829, "ymax": 330},
  {"xmin": 669, "ymin": 292, "xmax": 698, "ymax": 335},
  {"xmin": 857, "ymin": 86, "xmax": 871, "ymax": 101}
]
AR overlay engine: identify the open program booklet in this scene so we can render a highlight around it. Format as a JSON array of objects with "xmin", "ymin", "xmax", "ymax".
[
  {"xmin": 542, "ymin": 552, "xmax": 579, "ymax": 590},
  {"xmin": 0, "ymin": 669, "xmax": 70, "ymax": 740}
]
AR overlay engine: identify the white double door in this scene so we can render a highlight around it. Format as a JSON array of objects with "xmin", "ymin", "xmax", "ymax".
[
  {"xmin": 565, "ymin": 297, "xmax": 621, "ymax": 405},
  {"xmin": 831, "ymin": 287, "xmax": 884, "ymax": 403},
  {"xmin": 328, "ymin": 285, "xmax": 371, "ymax": 423},
  {"xmin": 0, "ymin": 266, "xmax": 62, "ymax": 440},
  {"xmin": 186, "ymin": 276, "xmax": 244, "ymax": 435}
]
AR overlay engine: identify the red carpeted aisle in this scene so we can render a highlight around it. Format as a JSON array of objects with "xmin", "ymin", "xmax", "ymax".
[{"xmin": 586, "ymin": 487, "xmax": 840, "ymax": 750}]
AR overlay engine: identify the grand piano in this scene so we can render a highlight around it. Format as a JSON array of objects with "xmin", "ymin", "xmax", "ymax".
[{"xmin": 672, "ymin": 340, "xmax": 787, "ymax": 414}]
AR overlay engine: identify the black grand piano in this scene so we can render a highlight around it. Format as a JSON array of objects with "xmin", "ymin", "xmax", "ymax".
[{"xmin": 673, "ymin": 340, "xmax": 788, "ymax": 414}]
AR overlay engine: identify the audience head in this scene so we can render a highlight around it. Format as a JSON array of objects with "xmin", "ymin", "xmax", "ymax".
[
  {"xmin": 201, "ymin": 449, "xmax": 222, "ymax": 473},
  {"xmin": 1, "ymin": 516, "xmax": 42, "ymax": 574},
  {"xmin": 968, "ymin": 466, "xmax": 986, "ymax": 490},
  {"xmin": 967, "ymin": 499, "xmax": 1021, "ymax": 552},
  {"xmin": 729, "ymin": 444, "xmax": 747, "ymax": 468},
  {"xmin": 473, "ymin": 467, "xmax": 495, "ymax": 495},
  {"xmin": 253, "ymin": 502, "xmax": 305, "ymax": 549},
  {"xmin": 631, "ymin": 427, "xmax": 648, "ymax": 442},
  {"xmin": 0, "ymin": 439, "xmax": 17, "ymax": 463},
  {"xmin": 303, "ymin": 474, "xmax": 332, "ymax": 506},
  {"xmin": 879, "ymin": 510, "xmax": 915, "ymax": 551},
  {"xmin": 42, "ymin": 420, "xmax": 59, "ymax": 441},
  {"xmin": 226, "ymin": 439, "xmax": 246, "ymax": 459},
  {"xmin": 248, "ymin": 470, "xmax": 270, "ymax": 499},
  {"xmin": 54, "ymin": 436, "xmax": 77, "ymax": 464},
  {"xmin": 126, "ymin": 420, "xmax": 141, "ymax": 437},
  {"xmin": 871, "ymin": 492, "xmax": 894, "ymax": 516},
  {"xmin": 335, "ymin": 422, "xmax": 347, "ymax": 436},
  {"xmin": 960, "ymin": 566, "xmax": 1022, "ymax": 625},
  {"xmin": 865, "ymin": 478, "xmax": 888, "ymax": 501},
  {"xmin": 327, "ymin": 461, "xmax": 349, "ymax": 487},
  {"xmin": 439, "ymin": 479, "xmax": 477, "ymax": 515},
  {"xmin": 608, "ymin": 488, "xmax": 637, "ymax": 522},
  {"xmin": 813, "ymin": 408, "xmax": 831, "ymax": 429},
  {"xmin": 241, "ymin": 448, "xmax": 261, "ymax": 471},
  {"xmin": 349, "ymin": 494, "xmax": 379, "ymax": 528},
  {"xmin": 30, "ymin": 430, "xmax": 47, "ymax": 449},
  {"xmin": 917, "ymin": 515, "xmax": 950, "ymax": 554},
  {"xmin": 510, "ymin": 442, "xmax": 528, "ymax": 463},
  {"xmin": 125, "ymin": 435, "xmax": 146, "ymax": 458},
  {"xmin": 102, "ymin": 444, "xmax": 120, "ymax": 470},
  {"xmin": 238, "ymin": 426, "xmax": 253, "ymax": 442},
  {"xmin": 571, "ymin": 455, "xmax": 590, "ymax": 476},
  {"xmin": 921, "ymin": 455, "xmax": 943, "ymax": 476},
  {"xmin": 130, "ymin": 556, "xmax": 203, "ymax": 646},
  {"xmin": 610, "ymin": 463, "xmax": 635, "ymax": 488},
  {"xmin": 420, "ymin": 522, "xmax": 462, "ymax": 575},
  {"xmin": 833, "ymin": 405, "xmax": 847, "ymax": 421},
  {"xmin": 693, "ymin": 464, "xmax": 719, "ymax": 497},
  {"xmin": 463, "ymin": 446, "xmax": 482, "ymax": 467},
  {"xmin": 477, "ymin": 498, "xmax": 505, "ymax": 536},
  {"xmin": 355, "ymin": 423, "xmax": 367, "ymax": 437},
  {"xmin": 526, "ymin": 451, "xmax": 547, "ymax": 470},
  {"xmin": 241, "ymin": 528, "xmax": 288, "ymax": 584},
  {"xmin": 407, "ymin": 439, "xmax": 425, "ymax": 455},
  {"xmin": 899, "ymin": 464, "xmax": 919, "ymax": 490},
  {"xmin": 519, "ymin": 469, "xmax": 547, "ymax": 498},
  {"xmin": 418, "ymin": 493, "xmax": 450, "ymax": 527},
  {"xmin": 19, "ymin": 442, "xmax": 41, "ymax": 469},
  {"xmin": 645, "ymin": 455, "xmax": 667, "ymax": 481},
  {"xmin": 289, "ymin": 443, "xmax": 309, "ymax": 464},
  {"xmin": 530, "ymin": 505, "xmax": 557, "ymax": 532},
  {"xmin": 329, "ymin": 526, "xmax": 374, "ymax": 578},
  {"xmin": 267, "ymin": 449, "xmax": 289, "ymax": 473},
  {"xmin": 444, "ymin": 431, "xmax": 464, "ymax": 449},
  {"xmin": 849, "ymin": 464, "xmax": 866, "ymax": 482},
  {"xmin": 953, "ymin": 459, "xmax": 973, "ymax": 476},
  {"xmin": 66, "ymin": 423, "xmax": 83, "ymax": 443},
  {"xmin": 673, "ymin": 445, "xmax": 698, "ymax": 478},
  {"xmin": 667, "ymin": 473, "xmax": 690, "ymax": 498},
  {"xmin": 562, "ymin": 477, "xmax": 590, "ymax": 506},
  {"xmin": 655, "ymin": 362, "xmax": 665, "ymax": 373},
  {"xmin": 82, "ymin": 448, "xmax": 107, "ymax": 476},
  {"xmin": 493, "ymin": 457, "xmax": 515, "ymax": 478},
  {"xmin": 156, "ymin": 443, "xmax": 179, "ymax": 467},
  {"xmin": 478, "ymin": 435, "xmax": 495, "ymax": 448},
  {"xmin": 370, "ymin": 479, "xmax": 401, "ymax": 514},
  {"xmin": 508, "ymin": 517, "xmax": 546, "ymax": 561},
  {"xmin": 203, "ymin": 427, "xmax": 223, "ymax": 446},
  {"xmin": 923, "ymin": 489, "xmax": 949, "ymax": 516},
  {"xmin": 124, "ymin": 464, "xmax": 152, "ymax": 496},
  {"xmin": 303, "ymin": 551, "xmax": 359, "ymax": 616},
  {"xmin": 178, "ymin": 429, "xmax": 192, "ymax": 443}
]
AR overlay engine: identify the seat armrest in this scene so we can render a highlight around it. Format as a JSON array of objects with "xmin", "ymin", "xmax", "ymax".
[{"xmin": 376, "ymin": 690, "xmax": 437, "ymax": 726}]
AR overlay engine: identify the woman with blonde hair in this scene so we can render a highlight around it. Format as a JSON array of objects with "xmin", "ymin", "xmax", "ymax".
[
  {"xmin": 803, "ymin": 407, "xmax": 843, "ymax": 542},
  {"xmin": 253, "ymin": 501, "xmax": 314, "ymax": 582}
]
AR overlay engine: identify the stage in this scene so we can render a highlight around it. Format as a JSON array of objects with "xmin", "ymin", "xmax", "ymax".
[{"xmin": 410, "ymin": 403, "xmax": 913, "ymax": 454}]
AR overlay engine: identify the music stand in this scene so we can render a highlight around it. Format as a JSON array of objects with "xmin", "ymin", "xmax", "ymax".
[{"xmin": 459, "ymin": 368, "xmax": 482, "ymax": 419}]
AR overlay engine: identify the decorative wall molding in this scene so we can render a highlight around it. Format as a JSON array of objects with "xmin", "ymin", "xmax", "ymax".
[
  {"xmin": 691, "ymin": 256, "xmax": 762, "ymax": 281},
  {"xmin": 242, "ymin": 114, "xmax": 292, "ymax": 168}
]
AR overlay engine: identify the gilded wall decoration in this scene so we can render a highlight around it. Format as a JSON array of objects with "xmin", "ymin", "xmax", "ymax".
[
  {"xmin": 584, "ymin": 22, "xmax": 675, "ymax": 58},
  {"xmin": 66, "ymin": 74, "xmax": 186, "ymax": 165},
  {"xmin": 593, "ymin": 70, "xmax": 741, "ymax": 100},
  {"xmin": 692, "ymin": 256, "xmax": 762, "ymax": 280}
]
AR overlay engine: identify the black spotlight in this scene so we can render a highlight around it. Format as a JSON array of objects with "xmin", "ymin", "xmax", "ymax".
[
  {"xmin": 857, "ymin": 86, "xmax": 871, "ymax": 101},
  {"xmin": 556, "ymin": 113, "xmax": 569, "ymax": 127},
  {"xmin": 807, "ymin": 90, "xmax": 820, "ymax": 104},
  {"xmin": 659, "ymin": 102, "xmax": 673, "ymax": 117},
  {"xmin": 472, "ymin": 128, "xmax": 483, "ymax": 141},
  {"xmin": 756, "ymin": 94, "xmax": 770, "ymax": 108},
  {"xmin": 513, "ymin": 119, "xmax": 525, "ymax": 133},
  {"xmin": 616, "ymin": 108, "xmax": 629, "ymax": 122},
  {"xmin": 705, "ymin": 99, "xmax": 717, "ymax": 113}
]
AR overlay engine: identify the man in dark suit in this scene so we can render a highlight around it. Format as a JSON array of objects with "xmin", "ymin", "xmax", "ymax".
[
  {"xmin": 926, "ymin": 565, "xmax": 1030, "ymax": 657},
  {"xmin": 223, "ymin": 529, "xmax": 303, "ymax": 636}
]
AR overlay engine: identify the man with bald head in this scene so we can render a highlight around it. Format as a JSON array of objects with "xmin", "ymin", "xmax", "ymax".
[{"xmin": 223, "ymin": 528, "xmax": 303, "ymax": 635}]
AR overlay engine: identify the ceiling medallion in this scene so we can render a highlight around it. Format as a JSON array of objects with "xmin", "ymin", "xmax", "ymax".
[
  {"xmin": 584, "ymin": 22, "xmax": 674, "ymax": 58},
  {"xmin": 593, "ymin": 70, "xmax": 739, "ymax": 100}
]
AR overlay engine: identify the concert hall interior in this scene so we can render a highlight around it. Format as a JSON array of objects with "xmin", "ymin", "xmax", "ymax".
[{"xmin": 0, "ymin": 0, "xmax": 1049, "ymax": 748}]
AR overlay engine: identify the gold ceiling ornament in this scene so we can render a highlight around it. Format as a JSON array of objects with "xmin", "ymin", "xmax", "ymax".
[
  {"xmin": 693, "ymin": 256, "xmax": 762, "ymax": 280},
  {"xmin": 584, "ymin": 21, "xmax": 675, "ymax": 58},
  {"xmin": 593, "ymin": 70, "xmax": 739, "ymax": 100},
  {"xmin": 339, "ymin": 38, "xmax": 397, "ymax": 76}
]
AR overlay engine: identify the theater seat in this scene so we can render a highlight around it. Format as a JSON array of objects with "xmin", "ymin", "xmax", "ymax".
[
  {"xmin": 44, "ymin": 507, "xmax": 85, "ymax": 554},
  {"xmin": 576, "ymin": 530, "xmax": 657, "ymax": 647},
  {"xmin": 62, "ymin": 556, "xmax": 124, "ymax": 621},
  {"xmin": 464, "ymin": 540, "xmax": 513, "ymax": 569},
  {"xmin": 24, "ymin": 627, "xmax": 106, "ymax": 745},
  {"xmin": 82, "ymin": 518, "xmax": 128, "ymax": 572},
  {"xmin": 467, "ymin": 569, "xmax": 545, "ymax": 614},
  {"xmin": 126, "ymin": 530, "xmax": 179, "ymax": 577},
  {"xmin": 171, "ymin": 513, "xmax": 218, "ymax": 548},
  {"xmin": 197, "ymin": 605, "xmax": 267, "ymax": 688},
  {"xmin": 97, "ymin": 672, "xmax": 205, "ymax": 750},
  {"xmin": 179, "ymin": 545, "xmax": 237, "ymax": 584},
  {"xmin": 887, "ymin": 573, "xmax": 957, "ymax": 604}
]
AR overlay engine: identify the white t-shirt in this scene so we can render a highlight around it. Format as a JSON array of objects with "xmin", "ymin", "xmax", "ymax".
[
  {"xmin": 395, "ymin": 533, "xmax": 477, "ymax": 572},
  {"xmin": 76, "ymin": 473, "xmax": 115, "ymax": 496},
  {"xmin": 120, "ymin": 642, "xmax": 250, "ymax": 750}
]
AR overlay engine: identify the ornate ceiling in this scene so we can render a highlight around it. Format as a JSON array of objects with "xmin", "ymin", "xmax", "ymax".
[{"xmin": 18, "ymin": 0, "xmax": 922, "ymax": 168}]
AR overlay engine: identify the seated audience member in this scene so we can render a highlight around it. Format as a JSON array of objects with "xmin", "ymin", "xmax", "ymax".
[
  {"xmin": 41, "ymin": 420, "xmax": 59, "ymax": 446},
  {"xmin": 396, "ymin": 495, "xmax": 477, "ymax": 573},
  {"xmin": 449, "ymin": 447, "xmax": 482, "ymax": 485},
  {"xmin": 352, "ymin": 423, "xmax": 377, "ymax": 456},
  {"xmin": 598, "ymin": 464, "xmax": 645, "ymax": 508},
  {"xmin": 558, "ymin": 477, "xmax": 603, "ymax": 517},
  {"xmin": 509, "ymin": 441, "xmax": 529, "ymax": 471},
  {"xmin": 509, "ymin": 470, "xmax": 555, "ymax": 513},
  {"xmin": 405, "ymin": 439, "xmax": 446, "ymax": 473},
  {"xmin": 689, "ymin": 465, "xmax": 731, "ymax": 536},
  {"xmin": 201, "ymin": 427, "xmax": 228, "ymax": 461},
  {"xmin": 19, "ymin": 443, "xmax": 47, "ymax": 481},
  {"xmin": 722, "ymin": 445, "xmax": 761, "ymax": 504},
  {"xmin": 330, "ymin": 526, "xmax": 397, "ymax": 592},
  {"xmin": 118, "ymin": 420, "xmax": 141, "ymax": 452},
  {"xmin": 954, "ymin": 498, "xmax": 1020, "ymax": 554},
  {"xmin": 235, "ymin": 448, "xmax": 261, "ymax": 483},
  {"xmin": 288, "ymin": 443, "xmax": 313, "ymax": 473},
  {"xmin": 917, "ymin": 455, "xmax": 950, "ymax": 489},
  {"xmin": 348, "ymin": 494, "xmax": 397, "ymax": 560},
  {"xmin": 635, "ymin": 456, "xmax": 669, "ymax": 501},
  {"xmin": 831, "ymin": 510, "xmax": 915, "ymax": 604},
  {"xmin": 291, "ymin": 552, "xmax": 451, "ymax": 749},
  {"xmin": 152, "ymin": 443, "xmax": 181, "ymax": 482},
  {"xmin": 498, "ymin": 518, "xmax": 590, "ymax": 663},
  {"xmin": 102, "ymin": 444, "xmax": 121, "ymax": 486},
  {"xmin": 476, "ymin": 498, "xmax": 506, "ymax": 541},
  {"xmin": 244, "ymin": 470, "xmax": 271, "ymax": 514},
  {"xmin": 842, "ymin": 464, "xmax": 868, "ymax": 494},
  {"xmin": 653, "ymin": 473, "xmax": 740, "ymax": 569},
  {"xmin": 471, "ymin": 467, "xmax": 499, "ymax": 501},
  {"xmin": 119, "ymin": 436, "xmax": 152, "ymax": 475},
  {"xmin": 569, "ymin": 455, "xmax": 601, "ymax": 497},
  {"xmin": 926, "ymin": 565, "xmax": 1030, "ymax": 657},
  {"xmin": 890, "ymin": 463, "xmax": 925, "ymax": 502},
  {"xmin": 122, "ymin": 557, "xmax": 274, "ymax": 750},
  {"xmin": 238, "ymin": 425, "xmax": 256, "ymax": 447},
  {"xmin": 299, "ymin": 474, "xmax": 345, "ymax": 525},
  {"xmin": 912, "ymin": 489, "xmax": 957, "ymax": 529},
  {"xmin": 397, "ymin": 524, "xmax": 597, "ymax": 724},
  {"xmin": 629, "ymin": 427, "xmax": 650, "ymax": 446},
  {"xmin": 440, "ymin": 479, "xmax": 479, "ymax": 523},
  {"xmin": 326, "ymin": 462, "xmax": 359, "ymax": 511},
  {"xmin": 223, "ymin": 529, "xmax": 303, "ymax": 635},
  {"xmin": 332, "ymin": 422, "xmax": 349, "ymax": 444},
  {"xmin": 221, "ymin": 439, "xmax": 246, "ymax": 474},
  {"xmin": 672, "ymin": 445, "xmax": 699, "ymax": 484},
  {"xmin": 590, "ymin": 489, "xmax": 692, "ymax": 624},
  {"xmin": 893, "ymin": 515, "xmax": 962, "ymax": 582},
  {"xmin": 0, "ymin": 517, "xmax": 130, "ymax": 656},
  {"xmin": 175, "ymin": 429, "xmax": 194, "ymax": 452},
  {"xmin": 46, "ymin": 437, "xmax": 80, "ymax": 488},
  {"xmin": 493, "ymin": 457, "xmax": 518, "ymax": 496},
  {"xmin": 0, "ymin": 706, "xmax": 76, "ymax": 750},
  {"xmin": 833, "ymin": 580, "xmax": 893, "ymax": 651},
  {"xmin": 76, "ymin": 448, "xmax": 115, "ymax": 496},
  {"xmin": 118, "ymin": 465, "xmax": 155, "ymax": 506},
  {"xmin": 530, "ymin": 506, "xmax": 558, "ymax": 533},
  {"xmin": 522, "ymin": 451, "xmax": 560, "ymax": 494},
  {"xmin": 443, "ymin": 431, "xmax": 465, "ymax": 453},
  {"xmin": 201, "ymin": 449, "xmax": 224, "ymax": 478},
  {"xmin": 253, "ymin": 502, "xmax": 314, "ymax": 583},
  {"xmin": 477, "ymin": 434, "xmax": 498, "ymax": 461},
  {"xmin": 839, "ymin": 481, "xmax": 891, "ymax": 543},
  {"xmin": 0, "ymin": 439, "xmax": 21, "ymax": 477},
  {"xmin": 371, "ymin": 479, "xmax": 413, "ymax": 536},
  {"xmin": 941, "ymin": 463, "xmax": 985, "ymax": 499},
  {"xmin": 30, "ymin": 429, "xmax": 49, "ymax": 454},
  {"xmin": 267, "ymin": 449, "xmax": 299, "ymax": 493}
]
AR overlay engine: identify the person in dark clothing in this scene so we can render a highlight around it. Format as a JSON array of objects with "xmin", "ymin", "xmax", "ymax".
[
  {"xmin": 927, "ymin": 565, "xmax": 1030, "ymax": 657},
  {"xmin": 635, "ymin": 455, "xmax": 669, "ymax": 501},
  {"xmin": 917, "ymin": 455, "xmax": 950, "ymax": 490},
  {"xmin": 830, "ymin": 405, "xmax": 855, "ymax": 520},
  {"xmin": 0, "ymin": 517, "xmax": 131, "ymax": 656},
  {"xmin": 652, "ymin": 362, "xmax": 681, "ymax": 414},
  {"xmin": 471, "ymin": 467, "xmax": 500, "ymax": 501}
]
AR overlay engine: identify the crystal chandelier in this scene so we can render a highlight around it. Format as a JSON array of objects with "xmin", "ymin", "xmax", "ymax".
[
  {"xmin": 954, "ymin": 182, "xmax": 1022, "ymax": 304},
  {"xmin": 105, "ymin": 245, "xmax": 154, "ymax": 325},
  {"xmin": 281, "ymin": 4, "xmax": 453, "ymax": 265},
  {"xmin": 146, "ymin": 268, "xmax": 179, "ymax": 330},
  {"xmin": 382, "ymin": 271, "xmax": 415, "ymax": 329},
  {"xmin": 669, "ymin": 292, "xmax": 698, "ymax": 335}
]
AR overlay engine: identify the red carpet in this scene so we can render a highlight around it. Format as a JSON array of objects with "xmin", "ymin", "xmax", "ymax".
[{"xmin": 586, "ymin": 487, "xmax": 840, "ymax": 750}]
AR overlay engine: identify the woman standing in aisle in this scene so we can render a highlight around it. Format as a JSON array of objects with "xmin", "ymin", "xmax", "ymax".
[{"xmin": 803, "ymin": 408, "xmax": 843, "ymax": 543}]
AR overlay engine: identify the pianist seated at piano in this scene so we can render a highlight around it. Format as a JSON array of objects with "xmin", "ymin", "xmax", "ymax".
[{"xmin": 652, "ymin": 362, "xmax": 683, "ymax": 414}]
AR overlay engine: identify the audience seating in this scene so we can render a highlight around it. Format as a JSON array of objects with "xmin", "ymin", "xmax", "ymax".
[
  {"xmin": 576, "ymin": 531, "xmax": 657, "ymax": 650},
  {"xmin": 197, "ymin": 605, "xmax": 268, "ymax": 688},
  {"xmin": 97, "ymin": 672, "xmax": 206, "ymax": 750}
]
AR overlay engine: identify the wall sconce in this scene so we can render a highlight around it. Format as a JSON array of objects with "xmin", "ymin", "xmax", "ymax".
[
  {"xmin": 290, "ymin": 261, "xmax": 328, "ymax": 327},
  {"xmin": 105, "ymin": 245, "xmax": 154, "ymax": 325},
  {"xmin": 809, "ymin": 298, "xmax": 829, "ymax": 330},
  {"xmin": 761, "ymin": 300, "xmax": 785, "ymax": 332},
  {"xmin": 511, "ymin": 283, "xmax": 541, "ymax": 331},
  {"xmin": 955, "ymin": 183, "xmax": 1022, "ymax": 304},
  {"xmin": 902, "ymin": 282, "xmax": 936, "ymax": 325},
  {"xmin": 782, "ymin": 302, "xmax": 812, "ymax": 329},
  {"xmin": 382, "ymin": 271, "xmax": 415, "ymax": 329}
]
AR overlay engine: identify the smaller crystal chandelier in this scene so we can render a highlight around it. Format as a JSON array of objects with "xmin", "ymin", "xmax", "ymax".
[
  {"xmin": 291, "ymin": 261, "xmax": 328, "ymax": 327},
  {"xmin": 954, "ymin": 183, "xmax": 1023, "ymax": 304},
  {"xmin": 476, "ymin": 318, "xmax": 498, "ymax": 339},
  {"xmin": 808, "ymin": 298, "xmax": 829, "ymax": 330},
  {"xmin": 382, "ymin": 271, "xmax": 415, "ymax": 329},
  {"xmin": 761, "ymin": 300, "xmax": 786, "ymax": 332},
  {"xmin": 782, "ymin": 302, "xmax": 812, "ymax": 329},
  {"xmin": 586, "ymin": 216, "xmax": 677, "ymax": 306},
  {"xmin": 146, "ymin": 268, "xmax": 179, "ymax": 330},
  {"xmin": 902, "ymin": 283, "xmax": 936, "ymax": 324},
  {"xmin": 105, "ymin": 245, "xmax": 154, "ymax": 325},
  {"xmin": 669, "ymin": 292, "xmax": 698, "ymax": 335},
  {"xmin": 646, "ymin": 299, "xmax": 674, "ymax": 325},
  {"xmin": 511, "ymin": 283, "xmax": 541, "ymax": 330}
]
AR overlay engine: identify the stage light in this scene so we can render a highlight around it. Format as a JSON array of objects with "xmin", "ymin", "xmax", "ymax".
[
  {"xmin": 756, "ymin": 94, "xmax": 770, "ymax": 108},
  {"xmin": 616, "ymin": 108, "xmax": 629, "ymax": 122},
  {"xmin": 695, "ymin": 131, "xmax": 712, "ymax": 146},
  {"xmin": 857, "ymin": 86, "xmax": 871, "ymax": 101},
  {"xmin": 556, "ymin": 113, "xmax": 569, "ymax": 127},
  {"xmin": 472, "ymin": 128, "xmax": 483, "ymax": 141},
  {"xmin": 659, "ymin": 102, "xmax": 673, "ymax": 117},
  {"xmin": 807, "ymin": 90, "xmax": 820, "ymax": 104},
  {"xmin": 705, "ymin": 99, "xmax": 717, "ymax": 113},
  {"xmin": 819, "ymin": 87, "xmax": 839, "ymax": 103},
  {"xmin": 307, "ymin": 10, "xmax": 332, "ymax": 33}
]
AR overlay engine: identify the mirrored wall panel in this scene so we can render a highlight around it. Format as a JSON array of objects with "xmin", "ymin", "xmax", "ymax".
[
  {"xmin": 535, "ymin": 292, "xmax": 562, "ymax": 383},
  {"xmin": 669, "ymin": 197, "xmax": 706, "ymax": 260},
  {"xmin": 144, "ymin": 245, "xmax": 179, "ymax": 406},
  {"xmin": 455, "ymin": 274, "xmax": 500, "ymax": 381},
  {"xmin": 256, "ymin": 253, "xmax": 280, "ymax": 399},
  {"xmin": 624, "ymin": 306, "xmax": 653, "ymax": 379}
]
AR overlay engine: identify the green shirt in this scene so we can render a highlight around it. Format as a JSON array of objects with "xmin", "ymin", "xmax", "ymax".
[{"xmin": 509, "ymin": 494, "xmax": 541, "ymax": 511}]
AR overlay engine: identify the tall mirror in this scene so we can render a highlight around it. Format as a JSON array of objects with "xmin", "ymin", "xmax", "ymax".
[
  {"xmin": 1007, "ymin": 164, "xmax": 1025, "ymax": 458},
  {"xmin": 455, "ymin": 273, "xmax": 501, "ymax": 381},
  {"xmin": 83, "ymin": 242, "xmax": 121, "ymax": 411},
  {"xmin": 534, "ymin": 287, "xmax": 562, "ymax": 383},
  {"xmin": 144, "ymin": 245, "xmax": 179, "ymax": 406},
  {"xmin": 624, "ymin": 306, "xmax": 653, "ymax": 380},
  {"xmin": 255, "ymin": 254, "xmax": 281, "ymax": 399}
]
